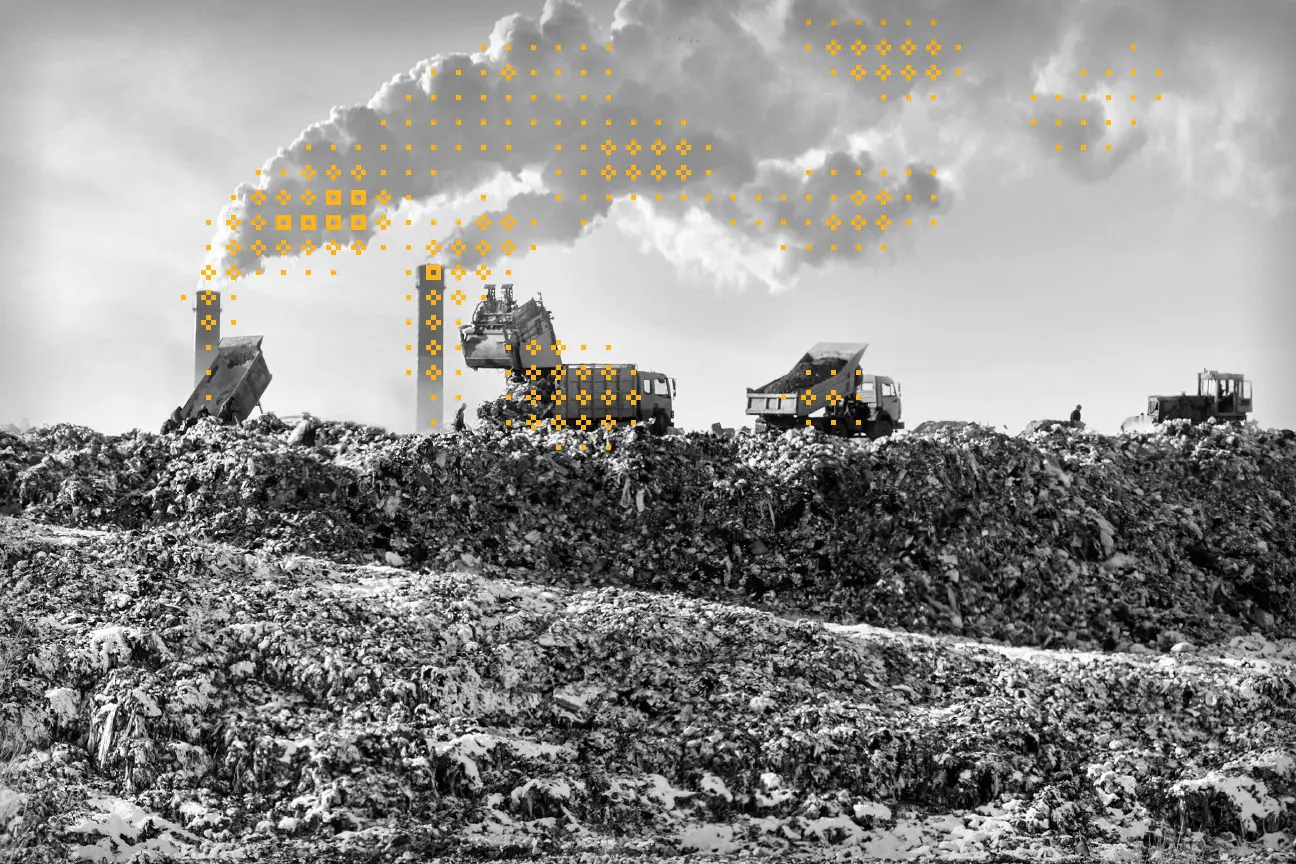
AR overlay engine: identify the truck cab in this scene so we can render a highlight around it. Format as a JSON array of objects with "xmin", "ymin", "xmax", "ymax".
[
  {"xmin": 857, "ymin": 374, "xmax": 902, "ymax": 427},
  {"xmin": 638, "ymin": 371, "xmax": 676, "ymax": 434}
]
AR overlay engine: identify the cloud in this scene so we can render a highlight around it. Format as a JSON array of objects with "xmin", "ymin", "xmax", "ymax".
[{"xmin": 202, "ymin": 0, "xmax": 1296, "ymax": 292}]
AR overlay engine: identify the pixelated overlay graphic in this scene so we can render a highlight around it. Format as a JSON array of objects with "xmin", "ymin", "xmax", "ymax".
[
  {"xmin": 198, "ymin": 4, "xmax": 974, "ymax": 298},
  {"xmin": 190, "ymin": 2, "xmax": 1168, "ymax": 446},
  {"xmin": 193, "ymin": 11, "xmax": 968, "ymax": 442},
  {"xmin": 1027, "ymin": 45, "xmax": 1165, "ymax": 162},
  {"xmin": 413, "ymin": 264, "xmax": 446, "ymax": 429}
]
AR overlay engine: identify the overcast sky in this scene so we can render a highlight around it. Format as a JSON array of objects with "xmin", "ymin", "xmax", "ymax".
[{"xmin": 2, "ymin": 0, "xmax": 1294, "ymax": 436}]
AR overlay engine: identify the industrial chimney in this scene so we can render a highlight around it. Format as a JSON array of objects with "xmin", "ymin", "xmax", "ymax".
[
  {"xmin": 416, "ymin": 264, "xmax": 445, "ymax": 433},
  {"xmin": 194, "ymin": 289, "xmax": 221, "ymax": 388}
]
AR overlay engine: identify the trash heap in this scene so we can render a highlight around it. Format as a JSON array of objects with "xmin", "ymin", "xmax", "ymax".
[
  {"xmin": 749, "ymin": 350, "xmax": 843, "ymax": 394},
  {"xmin": 1, "ymin": 516, "xmax": 1292, "ymax": 861},
  {"xmin": 475, "ymin": 375, "xmax": 558, "ymax": 427},
  {"xmin": 1, "ymin": 418, "xmax": 1292, "ymax": 652}
]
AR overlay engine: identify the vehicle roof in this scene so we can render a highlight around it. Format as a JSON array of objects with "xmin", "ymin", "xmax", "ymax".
[{"xmin": 563, "ymin": 363, "xmax": 668, "ymax": 375}]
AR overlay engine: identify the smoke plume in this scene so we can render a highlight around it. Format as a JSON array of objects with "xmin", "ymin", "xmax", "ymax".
[{"xmin": 204, "ymin": 0, "xmax": 1296, "ymax": 292}]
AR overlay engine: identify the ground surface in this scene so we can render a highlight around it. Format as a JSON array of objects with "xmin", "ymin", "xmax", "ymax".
[{"xmin": 0, "ymin": 419, "xmax": 1293, "ymax": 861}]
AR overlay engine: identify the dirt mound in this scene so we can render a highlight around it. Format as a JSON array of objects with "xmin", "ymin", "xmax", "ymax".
[
  {"xmin": 2, "ymin": 418, "xmax": 1294, "ymax": 652},
  {"xmin": 2, "ymin": 518, "xmax": 1293, "ymax": 861}
]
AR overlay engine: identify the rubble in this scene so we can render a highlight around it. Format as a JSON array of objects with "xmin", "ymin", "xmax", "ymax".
[
  {"xmin": 1, "ymin": 417, "xmax": 1292, "ymax": 650},
  {"xmin": 750, "ymin": 348, "xmax": 846, "ymax": 394},
  {"xmin": 0, "ymin": 416, "xmax": 1294, "ymax": 860},
  {"xmin": 1, "ymin": 517, "xmax": 1293, "ymax": 861}
]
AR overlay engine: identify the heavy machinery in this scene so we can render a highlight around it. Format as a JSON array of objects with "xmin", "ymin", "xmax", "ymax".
[
  {"xmin": 163, "ymin": 335, "xmax": 273, "ymax": 433},
  {"xmin": 458, "ymin": 284, "xmax": 677, "ymax": 434},
  {"xmin": 1121, "ymin": 369, "xmax": 1253, "ymax": 433},
  {"xmin": 746, "ymin": 342, "xmax": 904, "ymax": 439},
  {"xmin": 460, "ymin": 284, "xmax": 562, "ymax": 372}
]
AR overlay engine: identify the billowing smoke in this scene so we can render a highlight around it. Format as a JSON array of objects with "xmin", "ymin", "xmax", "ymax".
[
  {"xmin": 204, "ymin": 0, "xmax": 1296, "ymax": 291},
  {"xmin": 204, "ymin": 0, "xmax": 953, "ymax": 292}
]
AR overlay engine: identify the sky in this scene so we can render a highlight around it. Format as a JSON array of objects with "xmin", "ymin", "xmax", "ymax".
[{"xmin": 1, "ymin": 0, "xmax": 1294, "ymax": 437}]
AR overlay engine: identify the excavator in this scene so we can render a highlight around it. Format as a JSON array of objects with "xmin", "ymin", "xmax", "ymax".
[{"xmin": 458, "ymin": 284, "xmax": 677, "ymax": 435}]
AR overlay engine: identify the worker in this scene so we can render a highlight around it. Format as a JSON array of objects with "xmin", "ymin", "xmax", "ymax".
[
  {"xmin": 160, "ymin": 407, "xmax": 183, "ymax": 435},
  {"xmin": 453, "ymin": 403, "xmax": 467, "ymax": 432},
  {"xmin": 1070, "ymin": 404, "xmax": 1082, "ymax": 426}
]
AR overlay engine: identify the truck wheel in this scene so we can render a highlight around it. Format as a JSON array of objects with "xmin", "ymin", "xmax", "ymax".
[{"xmin": 871, "ymin": 418, "xmax": 894, "ymax": 440}]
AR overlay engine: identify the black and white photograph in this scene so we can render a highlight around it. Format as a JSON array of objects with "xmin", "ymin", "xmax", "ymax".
[{"xmin": 1, "ymin": 0, "xmax": 1294, "ymax": 860}]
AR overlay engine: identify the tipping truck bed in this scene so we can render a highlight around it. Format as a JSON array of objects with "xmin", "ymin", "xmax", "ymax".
[
  {"xmin": 179, "ymin": 335, "xmax": 272, "ymax": 423},
  {"xmin": 460, "ymin": 295, "xmax": 562, "ymax": 371},
  {"xmin": 746, "ymin": 342, "xmax": 869, "ymax": 418}
]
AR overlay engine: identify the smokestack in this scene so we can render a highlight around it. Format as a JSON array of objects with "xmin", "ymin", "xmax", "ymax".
[
  {"xmin": 194, "ymin": 289, "xmax": 221, "ymax": 388},
  {"xmin": 416, "ymin": 264, "xmax": 445, "ymax": 433}
]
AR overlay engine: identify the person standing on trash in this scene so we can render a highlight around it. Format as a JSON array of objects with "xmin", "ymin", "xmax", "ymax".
[
  {"xmin": 1070, "ymin": 404, "xmax": 1082, "ymax": 426},
  {"xmin": 453, "ymin": 403, "xmax": 467, "ymax": 432}
]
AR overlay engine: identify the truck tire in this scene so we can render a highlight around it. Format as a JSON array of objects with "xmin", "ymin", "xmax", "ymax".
[
  {"xmin": 649, "ymin": 409, "xmax": 669, "ymax": 437},
  {"xmin": 871, "ymin": 417, "xmax": 894, "ymax": 440}
]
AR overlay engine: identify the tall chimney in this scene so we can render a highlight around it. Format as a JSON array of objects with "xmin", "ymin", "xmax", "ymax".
[
  {"xmin": 194, "ymin": 289, "xmax": 221, "ymax": 388},
  {"xmin": 416, "ymin": 264, "xmax": 445, "ymax": 433}
]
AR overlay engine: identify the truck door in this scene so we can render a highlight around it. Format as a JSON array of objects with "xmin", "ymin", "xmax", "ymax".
[
  {"xmin": 879, "ymin": 379, "xmax": 900, "ymax": 421},
  {"xmin": 641, "ymin": 375, "xmax": 657, "ymax": 418}
]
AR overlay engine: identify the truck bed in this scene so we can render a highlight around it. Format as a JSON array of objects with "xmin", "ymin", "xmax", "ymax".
[
  {"xmin": 746, "ymin": 343, "xmax": 868, "ymax": 418},
  {"xmin": 555, "ymin": 363, "xmax": 642, "ymax": 424},
  {"xmin": 180, "ymin": 336, "xmax": 272, "ymax": 423}
]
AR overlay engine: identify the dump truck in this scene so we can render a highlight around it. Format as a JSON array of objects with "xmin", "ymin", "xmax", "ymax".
[
  {"xmin": 746, "ymin": 342, "xmax": 903, "ymax": 439},
  {"xmin": 1121, "ymin": 369, "xmax": 1253, "ymax": 433},
  {"xmin": 163, "ymin": 335, "xmax": 272, "ymax": 433},
  {"xmin": 460, "ymin": 284, "xmax": 677, "ymax": 435}
]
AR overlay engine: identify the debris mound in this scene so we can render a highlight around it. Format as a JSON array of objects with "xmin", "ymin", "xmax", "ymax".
[
  {"xmin": 2, "ymin": 418, "xmax": 1292, "ymax": 651},
  {"xmin": 1, "ymin": 517, "xmax": 1293, "ymax": 861}
]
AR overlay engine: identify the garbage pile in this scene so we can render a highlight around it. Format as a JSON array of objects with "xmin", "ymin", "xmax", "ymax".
[
  {"xmin": 2, "ymin": 418, "xmax": 1293, "ymax": 652},
  {"xmin": 475, "ymin": 375, "xmax": 557, "ymax": 427},
  {"xmin": 1, "ymin": 516, "xmax": 1292, "ymax": 861},
  {"xmin": 749, "ymin": 348, "xmax": 843, "ymax": 393}
]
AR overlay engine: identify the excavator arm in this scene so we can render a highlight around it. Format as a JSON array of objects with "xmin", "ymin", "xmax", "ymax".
[{"xmin": 459, "ymin": 284, "xmax": 563, "ymax": 373}]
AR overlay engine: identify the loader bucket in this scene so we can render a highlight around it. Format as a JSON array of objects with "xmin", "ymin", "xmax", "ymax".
[
  {"xmin": 458, "ymin": 296, "xmax": 563, "ymax": 371},
  {"xmin": 459, "ymin": 326, "xmax": 514, "ymax": 369}
]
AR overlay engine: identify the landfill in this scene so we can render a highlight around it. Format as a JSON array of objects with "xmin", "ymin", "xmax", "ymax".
[{"xmin": 1, "ymin": 417, "xmax": 1294, "ymax": 861}]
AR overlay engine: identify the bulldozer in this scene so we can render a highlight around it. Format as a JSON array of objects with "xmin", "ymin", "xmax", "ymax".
[
  {"xmin": 746, "ymin": 342, "xmax": 904, "ymax": 439},
  {"xmin": 459, "ymin": 284, "xmax": 677, "ymax": 435},
  {"xmin": 1121, "ymin": 369, "xmax": 1253, "ymax": 434}
]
